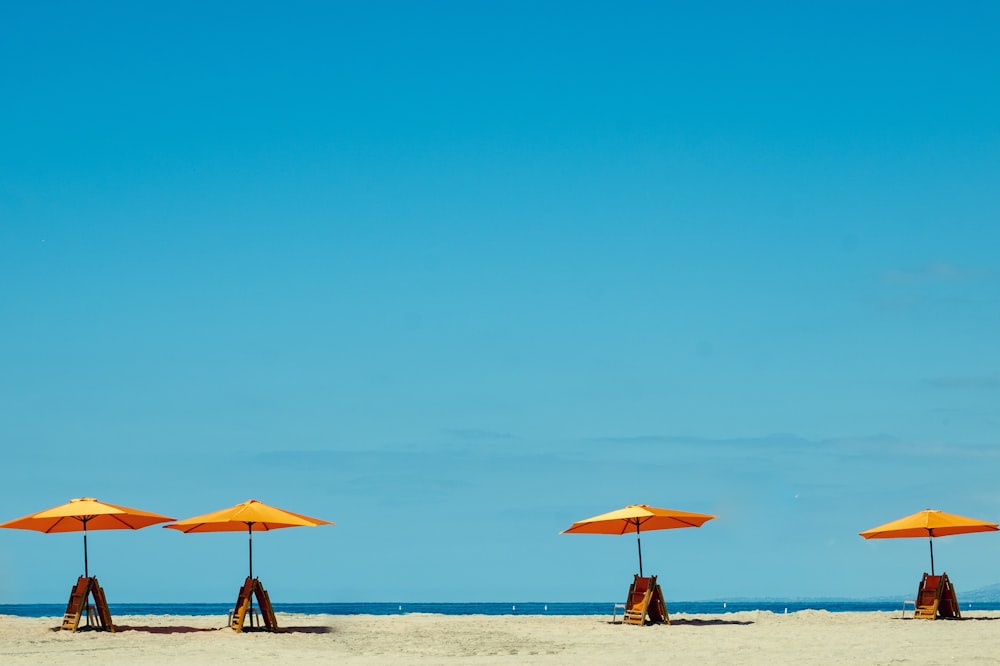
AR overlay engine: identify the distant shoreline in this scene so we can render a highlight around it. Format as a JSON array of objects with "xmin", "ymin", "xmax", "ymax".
[
  {"xmin": 5, "ymin": 611, "xmax": 1000, "ymax": 665},
  {"xmin": 5, "ymin": 598, "xmax": 1000, "ymax": 618}
]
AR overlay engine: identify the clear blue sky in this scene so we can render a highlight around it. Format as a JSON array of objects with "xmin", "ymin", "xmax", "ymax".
[{"xmin": 2, "ymin": 2, "xmax": 999, "ymax": 604}]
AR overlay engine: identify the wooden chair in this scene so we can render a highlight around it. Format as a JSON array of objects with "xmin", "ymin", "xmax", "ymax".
[
  {"xmin": 913, "ymin": 573, "xmax": 941, "ymax": 619},
  {"xmin": 61, "ymin": 577, "xmax": 90, "ymax": 631},
  {"xmin": 90, "ymin": 579, "xmax": 114, "ymax": 630},
  {"xmin": 938, "ymin": 573, "xmax": 961, "ymax": 619},
  {"xmin": 230, "ymin": 576, "xmax": 256, "ymax": 631},
  {"xmin": 255, "ymin": 583, "xmax": 278, "ymax": 631},
  {"xmin": 913, "ymin": 572, "xmax": 961, "ymax": 620},
  {"xmin": 622, "ymin": 574, "xmax": 670, "ymax": 625}
]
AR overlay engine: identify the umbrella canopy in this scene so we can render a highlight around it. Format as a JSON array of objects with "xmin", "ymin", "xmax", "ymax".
[
  {"xmin": 859, "ymin": 509, "xmax": 998, "ymax": 574},
  {"xmin": 165, "ymin": 499, "xmax": 332, "ymax": 579},
  {"xmin": 0, "ymin": 497, "xmax": 175, "ymax": 577},
  {"xmin": 165, "ymin": 499, "xmax": 332, "ymax": 533},
  {"xmin": 561, "ymin": 504, "xmax": 715, "ymax": 576}
]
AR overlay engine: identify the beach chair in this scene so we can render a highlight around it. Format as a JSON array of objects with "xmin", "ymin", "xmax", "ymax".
[
  {"xmin": 938, "ymin": 573, "xmax": 961, "ymax": 619},
  {"xmin": 90, "ymin": 578, "xmax": 114, "ymax": 630},
  {"xmin": 913, "ymin": 573, "xmax": 942, "ymax": 619},
  {"xmin": 622, "ymin": 574, "xmax": 670, "ymax": 625},
  {"xmin": 255, "ymin": 583, "xmax": 279, "ymax": 631},
  {"xmin": 230, "ymin": 576, "xmax": 256, "ymax": 631},
  {"xmin": 913, "ymin": 572, "xmax": 960, "ymax": 620},
  {"xmin": 61, "ymin": 577, "xmax": 90, "ymax": 631},
  {"xmin": 611, "ymin": 602, "xmax": 628, "ymax": 623}
]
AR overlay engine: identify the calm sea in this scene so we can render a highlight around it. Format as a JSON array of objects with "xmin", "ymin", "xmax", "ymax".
[{"xmin": 4, "ymin": 600, "xmax": 1000, "ymax": 617}]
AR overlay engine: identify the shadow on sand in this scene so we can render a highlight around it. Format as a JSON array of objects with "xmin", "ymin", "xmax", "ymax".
[
  {"xmin": 895, "ymin": 616, "xmax": 1000, "ymax": 622},
  {"xmin": 113, "ymin": 625, "xmax": 221, "ymax": 634},
  {"xmin": 114, "ymin": 624, "xmax": 335, "ymax": 634},
  {"xmin": 608, "ymin": 618, "xmax": 753, "ymax": 627},
  {"xmin": 270, "ymin": 626, "xmax": 335, "ymax": 634},
  {"xmin": 667, "ymin": 618, "xmax": 754, "ymax": 627}
]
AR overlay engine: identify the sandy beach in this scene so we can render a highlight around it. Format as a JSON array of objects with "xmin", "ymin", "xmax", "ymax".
[{"xmin": 3, "ymin": 610, "xmax": 1000, "ymax": 665}]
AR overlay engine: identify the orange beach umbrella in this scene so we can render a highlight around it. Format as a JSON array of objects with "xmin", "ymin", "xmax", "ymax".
[
  {"xmin": 859, "ymin": 509, "xmax": 998, "ymax": 574},
  {"xmin": 561, "ymin": 504, "xmax": 716, "ymax": 576},
  {"xmin": 0, "ymin": 497, "xmax": 175, "ymax": 577},
  {"xmin": 165, "ymin": 499, "xmax": 332, "ymax": 579}
]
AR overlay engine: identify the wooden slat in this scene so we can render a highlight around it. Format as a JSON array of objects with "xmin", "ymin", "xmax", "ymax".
[
  {"xmin": 649, "ymin": 582, "xmax": 670, "ymax": 625},
  {"xmin": 89, "ymin": 578, "xmax": 115, "ymax": 632},
  {"xmin": 938, "ymin": 573, "xmax": 961, "ymax": 619},
  {"xmin": 230, "ymin": 577, "xmax": 256, "ymax": 632},
  {"xmin": 61, "ymin": 577, "xmax": 90, "ymax": 631},
  {"xmin": 254, "ymin": 582, "xmax": 279, "ymax": 632}
]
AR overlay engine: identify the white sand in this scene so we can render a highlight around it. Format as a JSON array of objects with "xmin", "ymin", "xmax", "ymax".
[{"xmin": 3, "ymin": 610, "xmax": 1000, "ymax": 664}]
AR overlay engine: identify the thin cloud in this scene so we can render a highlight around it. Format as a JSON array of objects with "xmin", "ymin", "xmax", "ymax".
[
  {"xmin": 585, "ymin": 434, "xmax": 688, "ymax": 445},
  {"xmin": 926, "ymin": 373, "xmax": 1000, "ymax": 390},
  {"xmin": 883, "ymin": 261, "xmax": 989, "ymax": 284},
  {"xmin": 584, "ymin": 433, "xmax": 898, "ymax": 452},
  {"xmin": 440, "ymin": 428, "xmax": 517, "ymax": 440},
  {"xmin": 875, "ymin": 262, "xmax": 993, "ymax": 314}
]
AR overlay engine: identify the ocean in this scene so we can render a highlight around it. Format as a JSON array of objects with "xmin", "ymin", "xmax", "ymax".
[{"xmin": 4, "ymin": 599, "xmax": 1000, "ymax": 618}]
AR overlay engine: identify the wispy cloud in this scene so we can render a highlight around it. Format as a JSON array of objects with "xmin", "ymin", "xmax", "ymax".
[
  {"xmin": 883, "ymin": 261, "xmax": 990, "ymax": 284},
  {"xmin": 584, "ymin": 433, "xmax": 899, "ymax": 452},
  {"xmin": 584, "ymin": 434, "xmax": 689, "ymax": 445},
  {"xmin": 926, "ymin": 373, "xmax": 1000, "ymax": 390},
  {"xmin": 875, "ymin": 262, "xmax": 994, "ymax": 313},
  {"xmin": 440, "ymin": 428, "xmax": 517, "ymax": 441}
]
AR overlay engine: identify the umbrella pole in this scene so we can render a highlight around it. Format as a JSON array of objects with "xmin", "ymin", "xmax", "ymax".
[
  {"xmin": 248, "ymin": 523, "xmax": 255, "ymax": 629},
  {"xmin": 83, "ymin": 524, "xmax": 91, "ymax": 628},
  {"xmin": 82, "ymin": 518, "xmax": 89, "ymax": 579},
  {"xmin": 635, "ymin": 520, "xmax": 643, "ymax": 578},
  {"xmin": 929, "ymin": 537, "xmax": 935, "ymax": 575}
]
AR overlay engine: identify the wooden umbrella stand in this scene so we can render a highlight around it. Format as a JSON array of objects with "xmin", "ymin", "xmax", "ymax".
[
  {"xmin": 61, "ymin": 576, "xmax": 114, "ymax": 632},
  {"xmin": 229, "ymin": 576, "xmax": 279, "ymax": 632}
]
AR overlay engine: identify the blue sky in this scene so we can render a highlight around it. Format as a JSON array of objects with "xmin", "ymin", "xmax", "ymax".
[{"xmin": 2, "ymin": 2, "xmax": 999, "ymax": 604}]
